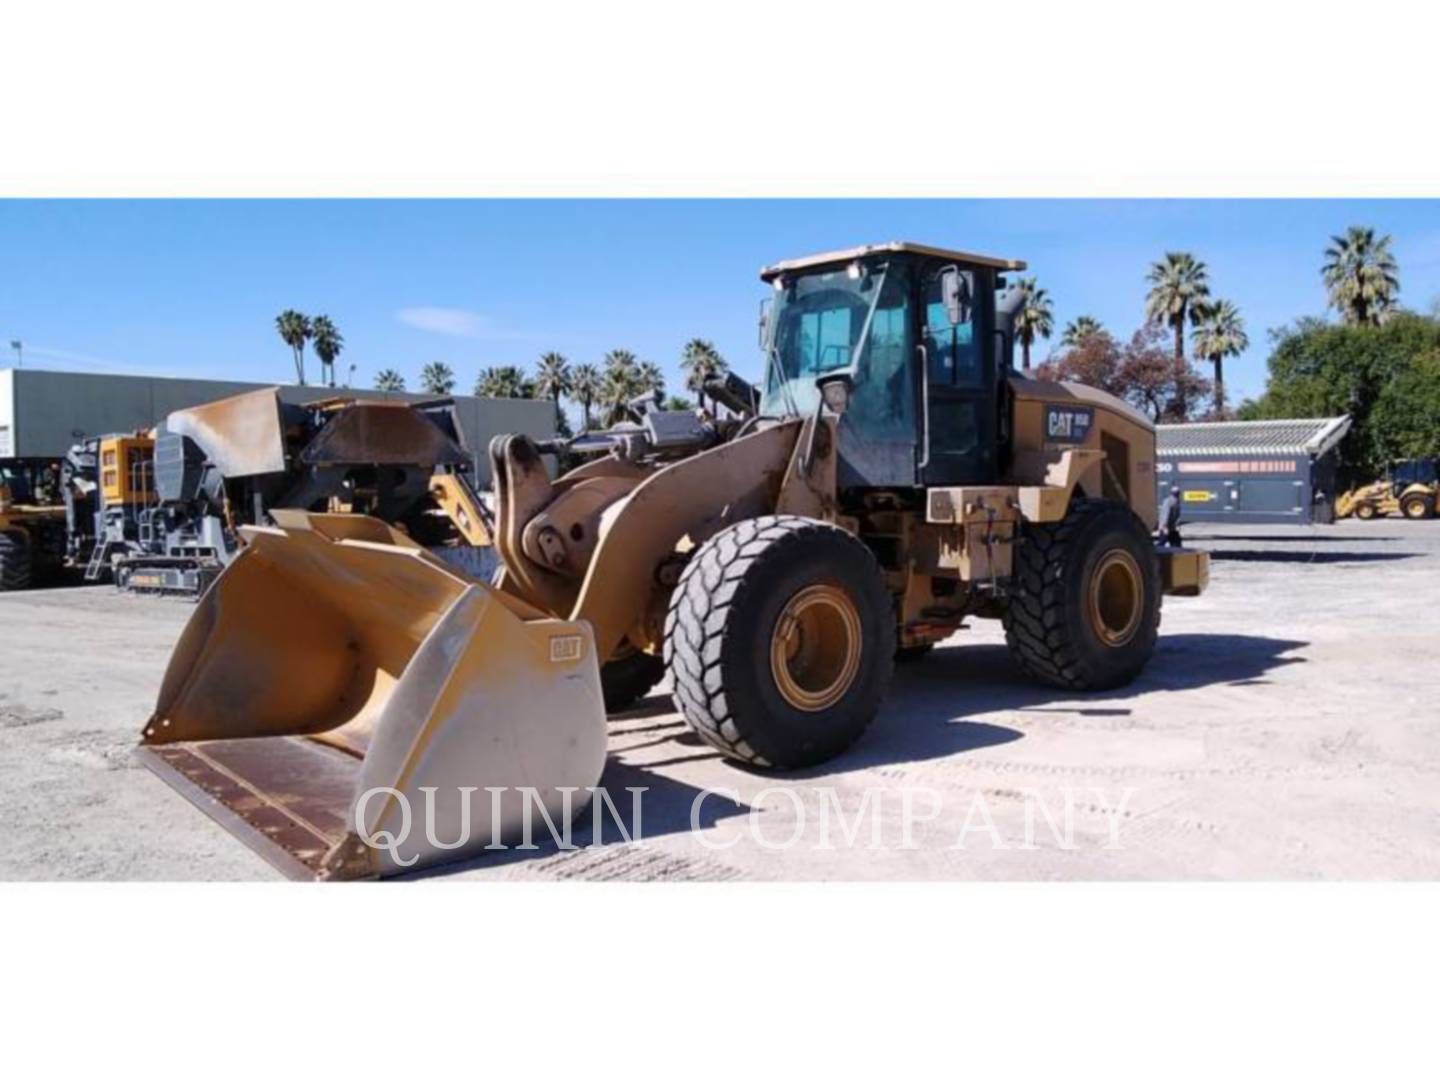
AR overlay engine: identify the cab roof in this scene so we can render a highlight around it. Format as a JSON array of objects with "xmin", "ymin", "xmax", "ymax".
[{"xmin": 760, "ymin": 241, "xmax": 1027, "ymax": 281}]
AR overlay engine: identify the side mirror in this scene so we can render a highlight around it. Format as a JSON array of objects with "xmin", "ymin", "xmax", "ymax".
[
  {"xmin": 758, "ymin": 297, "xmax": 775, "ymax": 351},
  {"xmin": 816, "ymin": 371, "xmax": 854, "ymax": 416},
  {"xmin": 940, "ymin": 267, "xmax": 973, "ymax": 327}
]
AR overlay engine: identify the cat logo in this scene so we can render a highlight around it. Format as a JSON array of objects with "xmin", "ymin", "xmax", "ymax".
[
  {"xmin": 549, "ymin": 634, "xmax": 584, "ymax": 663},
  {"xmin": 1043, "ymin": 404, "xmax": 1094, "ymax": 445}
]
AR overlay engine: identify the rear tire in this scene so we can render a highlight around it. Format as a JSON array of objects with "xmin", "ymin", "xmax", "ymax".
[
  {"xmin": 0, "ymin": 531, "xmax": 33, "ymax": 592},
  {"xmin": 1004, "ymin": 499, "xmax": 1161, "ymax": 691},
  {"xmin": 1401, "ymin": 495, "xmax": 1434, "ymax": 520},
  {"xmin": 600, "ymin": 646, "xmax": 666, "ymax": 712},
  {"xmin": 665, "ymin": 515, "xmax": 895, "ymax": 769}
]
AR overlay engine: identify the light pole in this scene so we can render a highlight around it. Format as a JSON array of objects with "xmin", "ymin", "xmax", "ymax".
[{"xmin": 8, "ymin": 340, "xmax": 20, "ymax": 368}]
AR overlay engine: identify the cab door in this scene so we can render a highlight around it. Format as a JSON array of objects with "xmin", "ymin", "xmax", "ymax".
[{"xmin": 919, "ymin": 268, "xmax": 997, "ymax": 486}]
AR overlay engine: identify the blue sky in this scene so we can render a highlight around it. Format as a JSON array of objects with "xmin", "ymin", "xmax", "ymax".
[{"xmin": 4, "ymin": 200, "xmax": 1439, "ymax": 411}]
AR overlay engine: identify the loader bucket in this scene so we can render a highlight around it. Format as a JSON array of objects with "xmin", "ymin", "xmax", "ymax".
[{"xmin": 137, "ymin": 512, "xmax": 607, "ymax": 880}]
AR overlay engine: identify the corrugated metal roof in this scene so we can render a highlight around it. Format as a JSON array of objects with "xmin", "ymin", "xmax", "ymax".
[{"xmin": 1157, "ymin": 416, "xmax": 1351, "ymax": 458}]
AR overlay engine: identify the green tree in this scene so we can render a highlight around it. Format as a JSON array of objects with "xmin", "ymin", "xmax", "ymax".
[
  {"xmin": 570, "ymin": 363, "xmax": 601, "ymax": 430},
  {"xmin": 680, "ymin": 338, "xmax": 728, "ymax": 406},
  {"xmin": 419, "ymin": 361, "xmax": 455, "ymax": 395},
  {"xmin": 310, "ymin": 315, "xmax": 343, "ymax": 387},
  {"xmin": 374, "ymin": 368, "xmax": 406, "ymax": 392},
  {"xmin": 476, "ymin": 365, "xmax": 534, "ymax": 398},
  {"xmin": 1061, "ymin": 315, "xmax": 1104, "ymax": 349},
  {"xmin": 1144, "ymin": 252, "xmax": 1210, "ymax": 418},
  {"xmin": 1322, "ymin": 226, "xmax": 1400, "ymax": 327},
  {"xmin": 275, "ymin": 310, "xmax": 312, "ymax": 385},
  {"xmin": 636, "ymin": 361, "xmax": 665, "ymax": 396},
  {"xmin": 603, "ymin": 349, "xmax": 638, "ymax": 378},
  {"xmin": 599, "ymin": 349, "xmax": 644, "ymax": 422},
  {"xmin": 1238, "ymin": 314, "xmax": 1440, "ymax": 477},
  {"xmin": 1012, "ymin": 278, "xmax": 1054, "ymax": 370},
  {"xmin": 601, "ymin": 366, "xmax": 641, "ymax": 423},
  {"xmin": 1191, "ymin": 300, "xmax": 1249, "ymax": 416},
  {"xmin": 533, "ymin": 351, "xmax": 572, "ymax": 402},
  {"xmin": 664, "ymin": 395, "xmax": 693, "ymax": 412}
]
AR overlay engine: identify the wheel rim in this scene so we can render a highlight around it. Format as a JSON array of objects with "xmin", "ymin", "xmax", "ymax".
[
  {"xmin": 1406, "ymin": 501, "xmax": 1424, "ymax": 518},
  {"xmin": 1087, "ymin": 549, "xmax": 1144, "ymax": 648},
  {"xmin": 770, "ymin": 583, "xmax": 863, "ymax": 712}
]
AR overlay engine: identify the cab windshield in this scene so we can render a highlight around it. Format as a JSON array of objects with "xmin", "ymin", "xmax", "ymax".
[{"xmin": 760, "ymin": 262, "xmax": 915, "ymax": 441}]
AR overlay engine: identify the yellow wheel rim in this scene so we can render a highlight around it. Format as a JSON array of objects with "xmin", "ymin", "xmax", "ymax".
[
  {"xmin": 1087, "ymin": 549, "xmax": 1144, "ymax": 648},
  {"xmin": 1406, "ymin": 502, "xmax": 1425, "ymax": 518},
  {"xmin": 769, "ymin": 583, "xmax": 863, "ymax": 712}
]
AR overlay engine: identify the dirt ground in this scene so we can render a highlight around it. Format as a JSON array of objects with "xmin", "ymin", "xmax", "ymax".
[{"xmin": 2, "ymin": 518, "xmax": 1437, "ymax": 882}]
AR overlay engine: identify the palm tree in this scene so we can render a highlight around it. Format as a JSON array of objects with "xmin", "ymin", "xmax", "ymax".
[
  {"xmin": 310, "ymin": 315, "xmax": 343, "ymax": 387},
  {"xmin": 374, "ymin": 368, "xmax": 406, "ymax": 392},
  {"xmin": 419, "ymin": 361, "xmax": 455, "ymax": 395},
  {"xmin": 1061, "ymin": 315, "xmax": 1104, "ymax": 349},
  {"xmin": 1191, "ymin": 301, "xmax": 1248, "ymax": 416},
  {"xmin": 275, "ymin": 310, "xmax": 312, "ymax": 385},
  {"xmin": 1322, "ymin": 226, "xmax": 1400, "ymax": 326},
  {"xmin": 1145, "ymin": 252, "xmax": 1210, "ymax": 417},
  {"xmin": 476, "ymin": 365, "xmax": 534, "ymax": 399},
  {"xmin": 571, "ymin": 363, "xmax": 601, "ymax": 430},
  {"xmin": 603, "ymin": 349, "xmax": 638, "ymax": 378},
  {"xmin": 601, "ymin": 364, "xmax": 643, "ymax": 423},
  {"xmin": 680, "ymin": 338, "xmax": 729, "ymax": 406},
  {"xmin": 1013, "ymin": 278, "xmax": 1054, "ymax": 370},
  {"xmin": 533, "ymin": 351, "xmax": 572, "ymax": 402},
  {"xmin": 1144, "ymin": 252, "xmax": 1210, "ymax": 363},
  {"xmin": 636, "ymin": 361, "xmax": 665, "ymax": 397}
]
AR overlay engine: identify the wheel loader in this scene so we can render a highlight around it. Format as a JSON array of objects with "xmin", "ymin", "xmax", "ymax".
[
  {"xmin": 138, "ymin": 242, "xmax": 1209, "ymax": 880},
  {"xmin": 1335, "ymin": 458, "xmax": 1438, "ymax": 520}
]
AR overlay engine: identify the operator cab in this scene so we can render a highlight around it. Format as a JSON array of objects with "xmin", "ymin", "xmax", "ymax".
[{"xmin": 758, "ymin": 241, "xmax": 1027, "ymax": 489}]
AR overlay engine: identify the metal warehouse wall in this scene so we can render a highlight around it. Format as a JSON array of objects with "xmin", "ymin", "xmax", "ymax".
[
  {"xmin": 0, "ymin": 368, "xmax": 555, "ymax": 480},
  {"xmin": 1155, "ymin": 453, "xmax": 1335, "ymax": 525}
]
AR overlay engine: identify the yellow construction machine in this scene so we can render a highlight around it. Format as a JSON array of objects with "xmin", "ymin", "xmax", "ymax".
[
  {"xmin": 1336, "ymin": 458, "xmax": 1438, "ymax": 520},
  {"xmin": 138, "ymin": 242, "xmax": 1209, "ymax": 879},
  {"xmin": 0, "ymin": 458, "xmax": 68, "ymax": 590}
]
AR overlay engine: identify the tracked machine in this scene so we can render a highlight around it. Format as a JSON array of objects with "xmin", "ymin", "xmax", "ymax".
[
  {"xmin": 139, "ymin": 242, "xmax": 1209, "ymax": 879},
  {"xmin": 65, "ymin": 388, "xmax": 493, "ymax": 595}
]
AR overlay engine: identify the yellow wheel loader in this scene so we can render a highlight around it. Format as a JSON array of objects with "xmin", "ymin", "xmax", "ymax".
[
  {"xmin": 138, "ymin": 242, "xmax": 1209, "ymax": 880},
  {"xmin": 1335, "ymin": 458, "xmax": 1438, "ymax": 520}
]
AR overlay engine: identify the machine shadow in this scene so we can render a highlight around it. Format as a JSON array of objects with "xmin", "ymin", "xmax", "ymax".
[
  {"xmin": 407, "ymin": 633, "xmax": 1307, "ymax": 879},
  {"xmin": 794, "ymin": 631, "xmax": 1308, "ymax": 777},
  {"xmin": 1188, "ymin": 533, "xmax": 1400, "ymax": 544},
  {"xmin": 404, "ymin": 759, "xmax": 751, "ymax": 879},
  {"xmin": 1205, "ymin": 550, "xmax": 1417, "ymax": 564}
]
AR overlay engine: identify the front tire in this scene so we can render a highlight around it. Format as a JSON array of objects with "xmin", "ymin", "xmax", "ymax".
[
  {"xmin": 665, "ymin": 515, "xmax": 895, "ymax": 769},
  {"xmin": 0, "ymin": 530, "xmax": 34, "ymax": 591},
  {"xmin": 1004, "ymin": 499, "xmax": 1161, "ymax": 691},
  {"xmin": 1355, "ymin": 503, "xmax": 1377, "ymax": 520}
]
